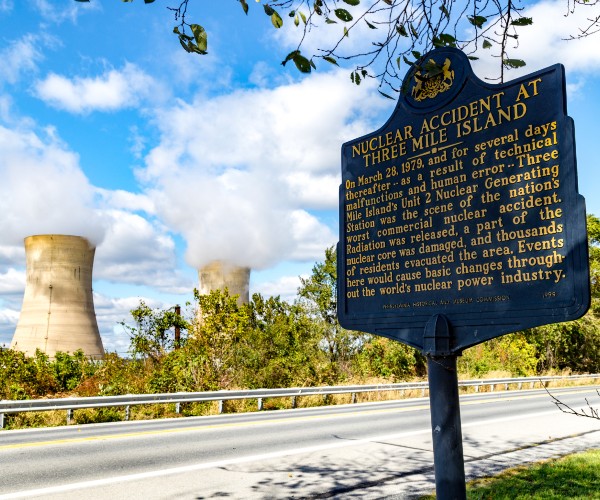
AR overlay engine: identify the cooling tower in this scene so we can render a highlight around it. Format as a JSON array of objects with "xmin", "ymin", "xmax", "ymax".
[
  {"xmin": 198, "ymin": 261, "xmax": 250, "ymax": 305},
  {"xmin": 11, "ymin": 235, "xmax": 104, "ymax": 359}
]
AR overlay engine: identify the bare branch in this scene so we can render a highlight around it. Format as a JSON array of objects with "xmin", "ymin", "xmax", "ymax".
[{"xmin": 544, "ymin": 384, "xmax": 600, "ymax": 420}]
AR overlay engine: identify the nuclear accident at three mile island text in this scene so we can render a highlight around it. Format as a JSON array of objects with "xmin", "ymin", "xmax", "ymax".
[{"xmin": 343, "ymin": 77, "xmax": 566, "ymax": 304}]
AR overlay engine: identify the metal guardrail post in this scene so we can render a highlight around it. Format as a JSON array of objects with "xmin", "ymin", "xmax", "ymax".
[
  {"xmin": 67, "ymin": 409, "xmax": 72, "ymax": 425},
  {"xmin": 218, "ymin": 400, "xmax": 224, "ymax": 414},
  {"xmin": 0, "ymin": 413, "xmax": 4, "ymax": 429},
  {"xmin": 258, "ymin": 398, "xmax": 263, "ymax": 411},
  {"xmin": 125, "ymin": 406, "xmax": 130, "ymax": 421},
  {"xmin": 175, "ymin": 402, "xmax": 181, "ymax": 414},
  {"xmin": 292, "ymin": 396, "xmax": 297, "ymax": 409}
]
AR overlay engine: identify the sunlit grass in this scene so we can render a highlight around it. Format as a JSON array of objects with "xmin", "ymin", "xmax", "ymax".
[{"xmin": 422, "ymin": 449, "xmax": 600, "ymax": 499}]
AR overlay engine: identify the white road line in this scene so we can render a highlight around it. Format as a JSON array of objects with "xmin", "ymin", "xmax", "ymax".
[{"xmin": 0, "ymin": 409, "xmax": 562, "ymax": 499}]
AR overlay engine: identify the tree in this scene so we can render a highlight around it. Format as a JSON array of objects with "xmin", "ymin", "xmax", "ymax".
[
  {"xmin": 121, "ymin": 300, "xmax": 189, "ymax": 362},
  {"xmin": 189, "ymin": 288, "xmax": 252, "ymax": 389},
  {"xmin": 75, "ymin": 0, "xmax": 600, "ymax": 93},
  {"xmin": 298, "ymin": 246, "xmax": 368, "ymax": 381}
]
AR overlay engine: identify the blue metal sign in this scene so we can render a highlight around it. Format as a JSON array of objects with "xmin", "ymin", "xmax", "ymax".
[{"xmin": 337, "ymin": 48, "xmax": 590, "ymax": 354}]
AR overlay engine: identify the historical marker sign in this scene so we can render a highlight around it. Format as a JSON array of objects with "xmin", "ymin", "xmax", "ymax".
[{"xmin": 338, "ymin": 48, "xmax": 590, "ymax": 354}]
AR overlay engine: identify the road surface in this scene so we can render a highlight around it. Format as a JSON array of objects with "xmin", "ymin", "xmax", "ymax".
[{"xmin": 1, "ymin": 386, "xmax": 599, "ymax": 499}]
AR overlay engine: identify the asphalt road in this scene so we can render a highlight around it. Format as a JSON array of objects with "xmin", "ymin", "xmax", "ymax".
[{"xmin": 1, "ymin": 386, "xmax": 599, "ymax": 499}]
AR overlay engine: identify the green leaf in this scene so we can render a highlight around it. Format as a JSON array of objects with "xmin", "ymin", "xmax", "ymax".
[
  {"xmin": 468, "ymin": 56, "xmax": 479, "ymax": 60},
  {"xmin": 173, "ymin": 26, "xmax": 181, "ymax": 34},
  {"xmin": 483, "ymin": 39, "xmax": 492, "ymax": 49},
  {"xmin": 179, "ymin": 37, "xmax": 192, "ymax": 53},
  {"xmin": 365, "ymin": 19, "xmax": 377, "ymax": 29},
  {"xmin": 382, "ymin": 0, "xmax": 392, "ymax": 4},
  {"xmin": 325, "ymin": 18, "xmax": 337, "ymax": 24},
  {"xmin": 271, "ymin": 10, "xmax": 283, "ymax": 29},
  {"xmin": 353, "ymin": 71, "xmax": 361, "ymax": 85},
  {"xmin": 411, "ymin": 50, "xmax": 421, "ymax": 60},
  {"xmin": 282, "ymin": 50, "xmax": 301, "ymax": 66},
  {"xmin": 396, "ymin": 56, "xmax": 401, "ymax": 69},
  {"xmin": 468, "ymin": 15, "xmax": 487, "ymax": 28},
  {"xmin": 439, "ymin": 5, "xmax": 450, "ymax": 18},
  {"xmin": 144, "ymin": 0, "xmax": 155, "ymax": 3},
  {"xmin": 434, "ymin": 33, "xmax": 456, "ymax": 47},
  {"xmin": 294, "ymin": 14, "xmax": 299, "ymax": 26},
  {"xmin": 263, "ymin": 4, "xmax": 275, "ymax": 16},
  {"xmin": 378, "ymin": 90, "xmax": 395, "ymax": 99},
  {"xmin": 503, "ymin": 58, "xmax": 526, "ymax": 69},
  {"xmin": 299, "ymin": 11, "xmax": 307, "ymax": 24},
  {"xmin": 314, "ymin": 2, "xmax": 323, "ymax": 15},
  {"xmin": 344, "ymin": 26, "xmax": 349, "ymax": 37},
  {"xmin": 190, "ymin": 24, "xmax": 207, "ymax": 53},
  {"xmin": 423, "ymin": 59, "xmax": 442, "ymax": 75},
  {"xmin": 335, "ymin": 8, "xmax": 353, "ymax": 22},
  {"xmin": 511, "ymin": 17, "xmax": 533, "ymax": 26},
  {"xmin": 343, "ymin": 0, "xmax": 360, "ymax": 5},
  {"xmin": 323, "ymin": 56, "xmax": 339, "ymax": 66},
  {"xmin": 397, "ymin": 24, "xmax": 408, "ymax": 37},
  {"xmin": 293, "ymin": 54, "xmax": 312, "ymax": 73},
  {"xmin": 239, "ymin": 0, "xmax": 249, "ymax": 15}
]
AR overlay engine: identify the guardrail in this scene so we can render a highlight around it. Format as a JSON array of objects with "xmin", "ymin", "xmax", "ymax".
[{"xmin": 1, "ymin": 374, "xmax": 598, "ymax": 428}]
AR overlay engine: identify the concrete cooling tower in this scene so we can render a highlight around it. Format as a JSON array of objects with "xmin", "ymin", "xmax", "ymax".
[
  {"xmin": 10, "ymin": 235, "xmax": 104, "ymax": 359},
  {"xmin": 198, "ymin": 261, "xmax": 250, "ymax": 306}
]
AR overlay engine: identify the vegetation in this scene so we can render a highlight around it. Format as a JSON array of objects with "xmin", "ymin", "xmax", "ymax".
[
  {"xmin": 462, "ymin": 449, "xmax": 600, "ymax": 499},
  {"xmin": 1, "ymin": 213, "xmax": 600, "ymax": 426},
  {"xmin": 418, "ymin": 450, "xmax": 600, "ymax": 499}
]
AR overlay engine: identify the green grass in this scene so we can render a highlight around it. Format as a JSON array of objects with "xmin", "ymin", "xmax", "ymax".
[{"xmin": 422, "ymin": 449, "xmax": 600, "ymax": 499}]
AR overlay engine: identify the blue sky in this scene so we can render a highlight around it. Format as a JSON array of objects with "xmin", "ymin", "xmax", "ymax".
[{"xmin": 0, "ymin": 0, "xmax": 599, "ymax": 353}]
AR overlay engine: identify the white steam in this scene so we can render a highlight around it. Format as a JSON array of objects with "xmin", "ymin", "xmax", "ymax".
[
  {"xmin": 142, "ymin": 70, "xmax": 386, "ymax": 270},
  {"xmin": 0, "ymin": 125, "xmax": 106, "ymax": 246}
]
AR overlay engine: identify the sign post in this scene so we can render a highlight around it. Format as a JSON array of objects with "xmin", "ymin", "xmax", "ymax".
[{"xmin": 337, "ymin": 48, "xmax": 590, "ymax": 498}]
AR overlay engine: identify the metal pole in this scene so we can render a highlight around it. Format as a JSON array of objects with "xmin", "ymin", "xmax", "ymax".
[
  {"xmin": 427, "ymin": 355, "xmax": 466, "ymax": 500},
  {"xmin": 174, "ymin": 305, "xmax": 181, "ymax": 349}
]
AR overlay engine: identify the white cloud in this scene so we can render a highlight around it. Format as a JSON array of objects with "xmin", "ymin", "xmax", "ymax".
[
  {"xmin": 0, "ymin": 125, "xmax": 106, "ymax": 246},
  {"xmin": 141, "ymin": 70, "xmax": 386, "ymax": 270},
  {"xmin": 467, "ymin": 0, "xmax": 600, "ymax": 82},
  {"xmin": 288, "ymin": 210, "xmax": 337, "ymax": 261},
  {"xmin": 34, "ymin": 63, "xmax": 162, "ymax": 113},
  {"xmin": 253, "ymin": 274, "xmax": 306, "ymax": 303},
  {"xmin": 0, "ymin": 307, "xmax": 20, "ymax": 347},
  {"xmin": 0, "ymin": 34, "xmax": 45, "ymax": 85},
  {"xmin": 0, "ymin": 245, "xmax": 24, "ymax": 272},
  {"xmin": 272, "ymin": 0, "xmax": 382, "ymax": 65},
  {"xmin": 96, "ymin": 188, "xmax": 156, "ymax": 215},
  {"xmin": 0, "ymin": 268, "xmax": 25, "ymax": 295},
  {"xmin": 34, "ymin": 0, "xmax": 99, "ymax": 25},
  {"xmin": 94, "ymin": 209, "xmax": 192, "ymax": 293}
]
